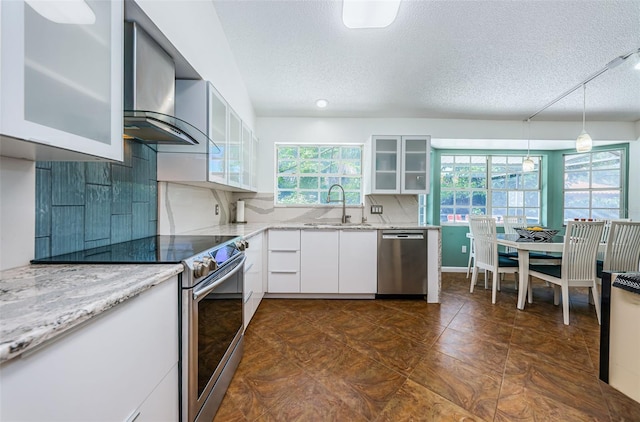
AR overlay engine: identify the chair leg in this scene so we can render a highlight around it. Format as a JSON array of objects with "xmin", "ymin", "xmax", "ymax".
[
  {"xmin": 561, "ymin": 283, "xmax": 570, "ymax": 325},
  {"xmin": 527, "ymin": 275, "xmax": 533, "ymax": 303},
  {"xmin": 492, "ymin": 271, "xmax": 498, "ymax": 304},
  {"xmin": 591, "ymin": 281, "xmax": 602, "ymax": 325},
  {"xmin": 484, "ymin": 270, "xmax": 488, "ymax": 289},
  {"xmin": 553, "ymin": 285, "xmax": 561, "ymax": 306},
  {"xmin": 497, "ymin": 273, "xmax": 502, "ymax": 291},
  {"xmin": 470, "ymin": 266, "xmax": 478, "ymax": 293},
  {"xmin": 466, "ymin": 252, "xmax": 473, "ymax": 278}
]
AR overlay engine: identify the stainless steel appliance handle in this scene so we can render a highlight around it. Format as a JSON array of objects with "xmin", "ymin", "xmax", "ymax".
[
  {"xmin": 193, "ymin": 255, "xmax": 246, "ymax": 301},
  {"xmin": 382, "ymin": 234, "xmax": 424, "ymax": 240}
]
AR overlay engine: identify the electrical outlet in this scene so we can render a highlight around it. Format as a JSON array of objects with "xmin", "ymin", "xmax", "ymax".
[
  {"xmin": 461, "ymin": 245, "xmax": 467, "ymax": 253},
  {"xmin": 371, "ymin": 205, "xmax": 383, "ymax": 214},
  {"xmin": 215, "ymin": 204, "xmax": 220, "ymax": 215}
]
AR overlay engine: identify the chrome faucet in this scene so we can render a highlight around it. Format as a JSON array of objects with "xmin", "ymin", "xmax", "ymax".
[{"xmin": 327, "ymin": 184, "xmax": 351, "ymax": 223}]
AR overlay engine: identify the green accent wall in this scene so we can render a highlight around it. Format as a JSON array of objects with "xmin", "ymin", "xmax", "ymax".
[{"xmin": 428, "ymin": 144, "xmax": 629, "ymax": 268}]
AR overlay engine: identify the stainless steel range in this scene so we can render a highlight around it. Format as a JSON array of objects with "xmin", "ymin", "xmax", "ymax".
[
  {"xmin": 181, "ymin": 237, "xmax": 247, "ymax": 422},
  {"xmin": 32, "ymin": 234, "xmax": 248, "ymax": 422}
]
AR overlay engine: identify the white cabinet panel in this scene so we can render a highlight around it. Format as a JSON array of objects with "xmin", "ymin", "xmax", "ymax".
[
  {"xmin": 339, "ymin": 230, "xmax": 378, "ymax": 293},
  {"xmin": 0, "ymin": 277, "xmax": 179, "ymax": 421},
  {"xmin": 268, "ymin": 230, "xmax": 300, "ymax": 293},
  {"xmin": 609, "ymin": 283, "xmax": 640, "ymax": 402},
  {"xmin": 269, "ymin": 230, "xmax": 301, "ymax": 250},
  {"xmin": 244, "ymin": 232, "xmax": 264, "ymax": 329},
  {"xmin": 301, "ymin": 230, "xmax": 339, "ymax": 293},
  {"xmin": 136, "ymin": 363, "xmax": 179, "ymax": 422},
  {"xmin": 228, "ymin": 109, "xmax": 242, "ymax": 188},
  {"xmin": 0, "ymin": 0, "xmax": 123, "ymax": 161}
]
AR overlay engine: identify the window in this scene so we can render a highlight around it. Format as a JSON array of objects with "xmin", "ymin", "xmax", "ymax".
[
  {"xmin": 563, "ymin": 149, "xmax": 624, "ymax": 221},
  {"xmin": 436, "ymin": 154, "xmax": 541, "ymax": 224},
  {"xmin": 275, "ymin": 144, "xmax": 363, "ymax": 205}
]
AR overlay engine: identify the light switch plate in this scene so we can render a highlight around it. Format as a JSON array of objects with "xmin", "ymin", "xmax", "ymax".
[{"xmin": 371, "ymin": 205, "xmax": 383, "ymax": 214}]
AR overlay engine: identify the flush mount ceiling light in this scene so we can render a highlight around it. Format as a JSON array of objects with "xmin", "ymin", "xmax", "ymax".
[
  {"xmin": 342, "ymin": 0, "xmax": 401, "ymax": 29},
  {"xmin": 575, "ymin": 84, "xmax": 592, "ymax": 153},
  {"xmin": 25, "ymin": 0, "xmax": 96, "ymax": 24},
  {"xmin": 315, "ymin": 99, "xmax": 328, "ymax": 108},
  {"xmin": 522, "ymin": 119, "xmax": 535, "ymax": 172}
]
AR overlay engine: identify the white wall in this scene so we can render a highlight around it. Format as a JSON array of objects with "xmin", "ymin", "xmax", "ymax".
[
  {"xmin": 255, "ymin": 117, "xmax": 638, "ymax": 193},
  {"xmin": 0, "ymin": 157, "xmax": 35, "ymax": 270},
  {"xmin": 134, "ymin": 0, "xmax": 255, "ymax": 130}
]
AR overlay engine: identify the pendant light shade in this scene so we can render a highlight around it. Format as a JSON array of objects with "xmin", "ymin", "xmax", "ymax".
[
  {"xmin": 576, "ymin": 84, "xmax": 592, "ymax": 153},
  {"xmin": 522, "ymin": 119, "xmax": 535, "ymax": 172}
]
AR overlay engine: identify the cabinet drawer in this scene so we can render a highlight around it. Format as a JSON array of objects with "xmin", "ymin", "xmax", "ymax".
[
  {"xmin": 268, "ymin": 272, "xmax": 300, "ymax": 293},
  {"xmin": 269, "ymin": 250, "xmax": 300, "ymax": 272},
  {"xmin": 269, "ymin": 230, "xmax": 300, "ymax": 250}
]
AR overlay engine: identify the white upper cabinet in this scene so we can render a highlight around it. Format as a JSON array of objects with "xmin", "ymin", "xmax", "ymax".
[
  {"xmin": 0, "ymin": 0, "xmax": 123, "ymax": 161},
  {"xmin": 227, "ymin": 108, "xmax": 242, "ymax": 188},
  {"xmin": 157, "ymin": 80, "xmax": 228, "ymax": 186},
  {"xmin": 368, "ymin": 135, "xmax": 430, "ymax": 194},
  {"xmin": 251, "ymin": 134, "xmax": 259, "ymax": 191},
  {"xmin": 241, "ymin": 122, "xmax": 252, "ymax": 189}
]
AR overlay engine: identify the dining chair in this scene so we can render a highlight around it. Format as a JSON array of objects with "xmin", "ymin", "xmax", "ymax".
[
  {"xmin": 466, "ymin": 222, "xmax": 477, "ymax": 280},
  {"xmin": 469, "ymin": 216, "xmax": 518, "ymax": 304},
  {"xmin": 598, "ymin": 221, "xmax": 640, "ymax": 277},
  {"xmin": 528, "ymin": 221, "xmax": 604, "ymax": 325}
]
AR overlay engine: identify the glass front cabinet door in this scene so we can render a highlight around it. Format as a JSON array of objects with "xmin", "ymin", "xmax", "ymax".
[
  {"xmin": 0, "ymin": 0, "xmax": 123, "ymax": 161},
  {"xmin": 369, "ymin": 135, "xmax": 430, "ymax": 194}
]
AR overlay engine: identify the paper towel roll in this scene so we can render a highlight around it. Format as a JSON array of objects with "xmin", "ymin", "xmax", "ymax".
[{"xmin": 236, "ymin": 200, "xmax": 246, "ymax": 222}]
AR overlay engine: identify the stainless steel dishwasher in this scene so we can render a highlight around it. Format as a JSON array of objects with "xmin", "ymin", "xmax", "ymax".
[{"xmin": 377, "ymin": 230, "xmax": 428, "ymax": 297}]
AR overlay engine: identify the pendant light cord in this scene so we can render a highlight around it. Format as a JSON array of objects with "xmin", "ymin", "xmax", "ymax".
[{"xmin": 582, "ymin": 84, "xmax": 586, "ymax": 131}]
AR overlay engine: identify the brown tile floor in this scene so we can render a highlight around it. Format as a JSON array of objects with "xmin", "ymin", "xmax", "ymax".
[{"xmin": 213, "ymin": 273, "xmax": 640, "ymax": 421}]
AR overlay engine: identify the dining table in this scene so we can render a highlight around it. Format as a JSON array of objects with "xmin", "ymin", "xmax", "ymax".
[
  {"xmin": 496, "ymin": 233, "xmax": 564, "ymax": 309},
  {"xmin": 495, "ymin": 233, "xmax": 606, "ymax": 310}
]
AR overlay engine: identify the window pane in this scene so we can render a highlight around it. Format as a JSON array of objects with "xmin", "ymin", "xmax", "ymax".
[
  {"xmin": 441, "ymin": 191, "xmax": 454, "ymax": 206},
  {"xmin": 441, "ymin": 172, "xmax": 455, "ymax": 188},
  {"xmin": 564, "ymin": 208, "xmax": 589, "ymax": 221},
  {"xmin": 565, "ymin": 154, "xmax": 590, "ymax": 171},
  {"xmin": 456, "ymin": 191, "xmax": 470, "ymax": 206},
  {"xmin": 564, "ymin": 191, "xmax": 589, "ymax": 208},
  {"xmin": 472, "ymin": 192, "xmax": 486, "ymax": 206},
  {"xmin": 524, "ymin": 191, "xmax": 539, "ymax": 207},
  {"xmin": 278, "ymin": 147, "xmax": 298, "ymax": 159},
  {"xmin": 320, "ymin": 176, "xmax": 340, "ymax": 189},
  {"xmin": 319, "ymin": 161, "xmax": 339, "ymax": 174},
  {"xmin": 300, "ymin": 177, "xmax": 318, "ymax": 189},
  {"xmin": 522, "ymin": 172, "xmax": 539, "ymax": 189},
  {"xmin": 592, "ymin": 191, "xmax": 620, "ymax": 208},
  {"xmin": 278, "ymin": 160, "xmax": 297, "ymax": 174},
  {"xmin": 320, "ymin": 147, "xmax": 339, "ymax": 159},
  {"xmin": 341, "ymin": 177, "xmax": 360, "ymax": 190},
  {"xmin": 278, "ymin": 176, "xmax": 297, "ymax": 189},
  {"xmin": 278, "ymin": 191, "xmax": 297, "ymax": 203},
  {"xmin": 508, "ymin": 191, "xmax": 524, "ymax": 207},
  {"xmin": 299, "ymin": 161, "xmax": 319, "ymax": 173},
  {"xmin": 341, "ymin": 147, "xmax": 361, "ymax": 159},
  {"xmin": 299, "ymin": 147, "xmax": 318, "ymax": 159},
  {"xmin": 345, "ymin": 192, "xmax": 360, "ymax": 205},
  {"xmin": 592, "ymin": 151, "xmax": 621, "ymax": 169},
  {"xmin": 299, "ymin": 191, "xmax": 318, "ymax": 204},
  {"xmin": 470, "ymin": 174, "xmax": 486, "ymax": 188},
  {"xmin": 564, "ymin": 171, "xmax": 589, "ymax": 189},
  {"xmin": 592, "ymin": 209, "xmax": 620, "ymax": 220},
  {"xmin": 455, "ymin": 173, "xmax": 469, "ymax": 188},
  {"xmin": 491, "ymin": 174, "xmax": 506, "ymax": 189},
  {"xmin": 341, "ymin": 160, "xmax": 361, "ymax": 175},
  {"xmin": 592, "ymin": 170, "xmax": 620, "ymax": 188}
]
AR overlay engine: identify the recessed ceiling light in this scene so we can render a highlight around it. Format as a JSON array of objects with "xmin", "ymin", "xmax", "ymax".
[
  {"xmin": 342, "ymin": 0, "xmax": 401, "ymax": 29},
  {"xmin": 316, "ymin": 99, "xmax": 328, "ymax": 108},
  {"xmin": 25, "ymin": 0, "xmax": 96, "ymax": 24}
]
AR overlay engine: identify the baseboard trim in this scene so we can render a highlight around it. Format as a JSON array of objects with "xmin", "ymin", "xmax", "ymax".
[{"xmin": 442, "ymin": 266, "xmax": 468, "ymax": 273}]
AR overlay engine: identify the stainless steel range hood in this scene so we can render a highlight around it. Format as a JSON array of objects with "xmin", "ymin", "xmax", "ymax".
[{"xmin": 123, "ymin": 22, "xmax": 207, "ymax": 146}]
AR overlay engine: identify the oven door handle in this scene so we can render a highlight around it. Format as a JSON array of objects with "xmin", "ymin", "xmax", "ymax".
[{"xmin": 193, "ymin": 255, "xmax": 246, "ymax": 301}]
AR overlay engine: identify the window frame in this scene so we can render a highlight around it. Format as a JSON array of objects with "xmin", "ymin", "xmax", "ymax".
[
  {"xmin": 274, "ymin": 142, "xmax": 364, "ymax": 207},
  {"xmin": 562, "ymin": 148, "xmax": 626, "ymax": 221},
  {"xmin": 432, "ymin": 153, "xmax": 542, "ymax": 225}
]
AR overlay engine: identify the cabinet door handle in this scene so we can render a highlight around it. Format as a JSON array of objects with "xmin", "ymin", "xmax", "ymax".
[{"xmin": 125, "ymin": 410, "xmax": 141, "ymax": 422}]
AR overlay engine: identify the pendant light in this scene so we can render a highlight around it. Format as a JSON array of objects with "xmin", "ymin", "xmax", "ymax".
[
  {"xmin": 576, "ymin": 83, "xmax": 592, "ymax": 153},
  {"xmin": 522, "ymin": 119, "xmax": 535, "ymax": 172}
]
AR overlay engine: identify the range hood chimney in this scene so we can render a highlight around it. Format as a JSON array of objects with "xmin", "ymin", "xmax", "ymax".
[{"xmin": 123, "ymin": 22, "xmax": 207, "ymax": 146}]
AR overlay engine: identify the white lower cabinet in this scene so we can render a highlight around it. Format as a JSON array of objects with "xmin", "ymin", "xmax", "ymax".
[
  {"xmin": 339, "ymin": 230, "xmax": 378, "ymax": 293},
  {"xmin": 244, "ymin": 231, "xmax": 265, "ymax": 329},
  {"xmin": 268, "ymin": 230, "xmax": 301, "ymax": 293},
  {"xmin": 0, "ymin": 277, "xmax": 179, "ymax": 421},
  {"xmin": 301, "ymin": 230, "xmax": 339, "ymax": 293}
]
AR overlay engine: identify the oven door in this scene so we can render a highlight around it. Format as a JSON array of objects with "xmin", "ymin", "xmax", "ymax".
[{"xmin": 183, "ymin": 253, "xmax": 245, "ymax": 422}]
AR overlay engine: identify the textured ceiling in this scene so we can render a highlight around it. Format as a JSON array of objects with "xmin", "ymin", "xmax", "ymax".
[{"xmin": 212, "ymin": 0, "xmax": 640, "ymax": 122}]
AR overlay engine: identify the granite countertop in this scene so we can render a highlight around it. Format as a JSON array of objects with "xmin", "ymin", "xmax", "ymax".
[
  {"xmin": 0, "ymin": 263, "xmax": 183, "ymax": 364},
  {"xmin": 180, "ymin": 222, "xmax": 441, "ymax": 238}
]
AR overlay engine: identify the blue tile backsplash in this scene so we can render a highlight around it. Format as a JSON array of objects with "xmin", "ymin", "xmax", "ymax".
[{"xmin": 35, "ymin": 141, "xmax": 158, "ymax": 258}]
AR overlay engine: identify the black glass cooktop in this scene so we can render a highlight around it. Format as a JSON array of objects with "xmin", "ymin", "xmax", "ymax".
[{"xmin": 31, "ymin": 235, "xmax": 239, "ymax": 264}]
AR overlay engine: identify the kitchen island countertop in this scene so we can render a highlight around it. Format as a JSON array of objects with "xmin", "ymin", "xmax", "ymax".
[{"xmin": 0, "ymin": 263, "xmax": 183, "ymax": 364}]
